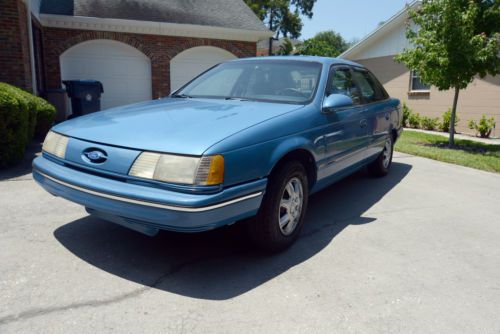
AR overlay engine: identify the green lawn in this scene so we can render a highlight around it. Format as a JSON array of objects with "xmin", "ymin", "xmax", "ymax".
[{"xmin": 395, "ymin": 131, "xmax": 500, "ymax": 173}]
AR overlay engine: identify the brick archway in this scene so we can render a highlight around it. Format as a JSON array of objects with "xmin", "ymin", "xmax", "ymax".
[
  {"xmin": 166, "ymin": 38, "xmax": 250, "ymax": 60},
  {"xmin": 60, "ymin": 39, "xmax": 153, "ymax": 109},
  {"xmin": 156, "ymin": 38, "xmax": 253, "ymax": 95},
  {"xmin": 43, "ymin": 28, "xmax": 257, "ymax": 98},
  {"xmin": 43, "ymin": 29, "xmax": 158, "ymax": 91},
  {"xmin": 169, "ymin": 45, "xmax": 237, "ymax": 92},
  {"xmin": 55, "ymin": 31, "xmax": 156, "ymax": 61}
]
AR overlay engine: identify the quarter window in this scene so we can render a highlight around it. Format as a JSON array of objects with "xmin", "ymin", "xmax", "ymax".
[{"xmin": 410, "ymin": 70, "xmax": 430, "ymax": 91}]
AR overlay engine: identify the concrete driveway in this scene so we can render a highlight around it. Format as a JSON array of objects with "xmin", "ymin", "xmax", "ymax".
[{"xmin": 1, "ymin": 152, "xmax": 499, "ymax": 333}]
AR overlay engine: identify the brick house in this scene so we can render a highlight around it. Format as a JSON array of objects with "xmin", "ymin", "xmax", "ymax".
[
  {"xmin": 0, "ymin": 0, "xmax": 272, "ymax": 109},
  {"xmin": 340, "ymin": 1, "xmax": 499, "ymax": 135}
]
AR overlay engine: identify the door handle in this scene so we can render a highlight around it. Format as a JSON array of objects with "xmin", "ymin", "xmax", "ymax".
[{"xmin": 359, "ymin": 119, "xmax": 368, "ymax": 128}]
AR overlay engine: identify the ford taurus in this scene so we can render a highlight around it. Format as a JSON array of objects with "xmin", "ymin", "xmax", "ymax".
[{"xmin": 33, "ymin": 56, "xmax": 402, "ymax": 251}]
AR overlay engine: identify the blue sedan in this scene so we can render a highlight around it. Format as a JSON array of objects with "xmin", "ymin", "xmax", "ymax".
[{"xmin": 33, "ymin": 56, "xmax": 402, "ymax": 251}]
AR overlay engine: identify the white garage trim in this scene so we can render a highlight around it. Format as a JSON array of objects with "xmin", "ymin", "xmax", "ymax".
[
  {"xmin": 40, "ymin": 14, "xmax": 273, "ymax": 42},
  {"xmin": 60, "ymin": 39, "xmax": 152, "ymax": 110},
  {"xmin": 170, "ymin": 46, "xmax": 237, "ymax": 92}
]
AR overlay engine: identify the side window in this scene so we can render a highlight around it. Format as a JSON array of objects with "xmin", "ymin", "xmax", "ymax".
[
  {"xmin": 351, "ymin": 68, "xmax": 387, "ymax": 103},
  {"xmin": 326, "ymin": 67, "xmax": 361, "ymax": 105}
]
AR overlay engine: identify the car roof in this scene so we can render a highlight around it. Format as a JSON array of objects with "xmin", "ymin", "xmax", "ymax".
[{"xmin": 230, "ymin": 55, "xmax": 363, "ymax": 68}]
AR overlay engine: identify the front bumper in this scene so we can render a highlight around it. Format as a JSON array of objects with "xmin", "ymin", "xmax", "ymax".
[{"xmin": 32, "ymin": 156, "xmax": 266, "ymax": 233}]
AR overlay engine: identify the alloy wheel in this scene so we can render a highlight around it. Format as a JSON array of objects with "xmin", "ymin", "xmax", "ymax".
[{"xmin": 278, "ymin": 177, "xmax": 304, "ymax": 236}]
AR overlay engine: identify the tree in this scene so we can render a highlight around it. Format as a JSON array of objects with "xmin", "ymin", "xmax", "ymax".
[
  {"xmin": 395, "ymin": 0, "xmax": 499, "ymax": 145},
  {"xmin": 244, "ymin": 0, "xmax": 317, "ymax": 55},
  {"xmin": 348, "ymin": 37, "xmax": 360, "ymax": 47},
  {"xmin": 277, "ymin": 38, "xmax": 295, "ymax": 55},
  {"xmin": 298, "ymin": 30, "xmax": 348, "ymax": 57}
]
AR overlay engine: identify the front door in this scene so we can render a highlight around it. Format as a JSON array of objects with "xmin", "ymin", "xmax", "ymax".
[{"xmin": 318, "ymin": 66, "xmax": 369, "ymax": 179}]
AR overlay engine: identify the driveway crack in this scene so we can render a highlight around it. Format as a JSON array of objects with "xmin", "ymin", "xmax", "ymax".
[{"xmin": 0, "ymin": 255, "xmax": 211, "ymax": 326}]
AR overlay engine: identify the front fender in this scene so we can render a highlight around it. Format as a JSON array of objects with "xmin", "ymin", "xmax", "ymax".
[
  {"xmin": 219, "ymin": 134, "xmax": 321, "ymax": 188},
  {"xmin": 268, "ymin": 136, "xmax": 319, "ymax": 172}
]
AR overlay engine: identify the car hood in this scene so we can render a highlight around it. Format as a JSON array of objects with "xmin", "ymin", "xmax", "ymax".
[{"xmin": 53, "ymin": 98, "xmax": 303, "ymax": 155}]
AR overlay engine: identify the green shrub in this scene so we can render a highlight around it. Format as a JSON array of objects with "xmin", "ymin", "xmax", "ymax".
[
  {"xmin": 0, "ymin": 88, "xmax": 29, "ymax": 168},
  {"xmin": 0, "ymin": 83, "xmax": 37, "ymax": 143},
  {"xmin": 34, "ymin": 98, "xmax": 56, "ymax": 138},
  {"xmin": 439, "ymin": 108, "xmax": 460, "ymax": 133},
  {"xmin": 408, "ymin": 112, "xmax": 421, "ymax": 128},
  {"xmin": 402, "ymin": 103, "xmax": 412, "ymax": 127},
  {"xmin": 420, "ymin": 116, "xmax": 440, "ymax": 130},
  {"xmin": 468, "ymin": 115, "xmax": 496, "ymax": 138},
  {"xmin": 0, "ymin": 83, "xmax": 56, "ymax": 140},
  {"xmin": 0, "ymin": 82, "xmax": 56, "ymax": 168}
]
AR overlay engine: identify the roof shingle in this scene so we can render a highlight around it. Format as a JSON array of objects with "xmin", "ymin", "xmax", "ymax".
[{"xmin": 40, "ymin": 0, "xmax": 268, "ymax": 32}]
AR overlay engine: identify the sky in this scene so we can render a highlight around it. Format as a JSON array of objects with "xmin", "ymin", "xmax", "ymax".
[{"xmin": 300, "ymin": 0, "xmax": 411, "ymax": 42}]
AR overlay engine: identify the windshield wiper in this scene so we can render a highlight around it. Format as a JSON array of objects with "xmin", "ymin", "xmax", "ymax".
[
  {"xmin": 171, "ymin": 93, "xmax": 192, "ymax": 98},
  {"xmin": 224, "ymin": 97, "xmax": 252, "ymax": 101}
]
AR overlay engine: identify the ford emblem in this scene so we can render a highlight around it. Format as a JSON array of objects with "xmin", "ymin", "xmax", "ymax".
[{"xmin": 83, "ymin": 148, "xmax": 107, "ymax": 163}]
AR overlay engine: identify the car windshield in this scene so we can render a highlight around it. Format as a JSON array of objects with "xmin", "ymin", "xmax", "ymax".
[{"xmin": 174, "ymin": 60, "xmax": 322, "ymax": 104}]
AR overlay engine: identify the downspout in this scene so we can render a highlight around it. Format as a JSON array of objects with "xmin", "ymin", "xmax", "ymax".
[{"xmin": 26, "ymin": 0, "xmax": 37, "ymax": 94}]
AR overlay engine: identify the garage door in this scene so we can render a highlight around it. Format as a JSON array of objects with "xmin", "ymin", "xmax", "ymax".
[
  {"xmin": 60, "ymin": 39, "xmax": 152, "ymax": 110},
  {"xmin": 170, "ymin": 46, "xmax": 237, "ymax": 92}
]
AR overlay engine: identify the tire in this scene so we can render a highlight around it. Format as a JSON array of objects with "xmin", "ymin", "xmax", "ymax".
[
  {"xmin": 368, "ymin": 135, "xmax": 393, "ymax": 177},
  {"xmin": 247, "ymin": 161, "xmax": 309, "ymax": 252}
]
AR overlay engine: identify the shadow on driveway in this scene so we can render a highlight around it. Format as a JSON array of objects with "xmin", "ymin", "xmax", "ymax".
[{"xmin": 54, "ymin": 162, "xmax": 412, "ymax": 300}]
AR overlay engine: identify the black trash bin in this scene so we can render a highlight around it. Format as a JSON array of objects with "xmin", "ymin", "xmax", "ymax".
[{"xmin": 63, "ymin": 80, "xmax": 104, "ymax": 118}]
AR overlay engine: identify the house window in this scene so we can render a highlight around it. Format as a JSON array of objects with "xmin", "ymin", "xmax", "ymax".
[{"xmin": 410, "ymin": 71, "xmax": 430, "ymax": 92}]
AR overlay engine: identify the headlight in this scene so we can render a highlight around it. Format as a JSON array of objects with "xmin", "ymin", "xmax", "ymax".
[
  {"xmin": 129, "ymin": 152, "xmax": 224, "ymax": 186},
  {"xmin": 42, "ymin": 131, "xmax": 69, "ymax": 159}
]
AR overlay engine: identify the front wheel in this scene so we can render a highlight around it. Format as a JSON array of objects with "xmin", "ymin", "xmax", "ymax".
[
  {"xmin": 247, "ymin": 161, "xmax": 309, "ymax": 252},
  {"xmin": 368, "ymin": 136, "xmax": 393, "ymax": 177}
]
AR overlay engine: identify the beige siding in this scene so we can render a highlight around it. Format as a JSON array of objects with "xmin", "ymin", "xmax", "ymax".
[{"xmin": 355, "ymin": 55, "xmax": 500, "ymax": 135}]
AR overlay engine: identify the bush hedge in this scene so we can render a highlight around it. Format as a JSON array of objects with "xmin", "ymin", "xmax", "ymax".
[
  {"xmin": 401, "ymin": 103, "xmax": 412, "ymax": 128},
  {"xmin": 0, "ymin": 83, "xmax": 56, "ymax": 168},
  {"xmin": 33, "ymin": 98, "xmax": 57, "ymax": 139},
  {"xmin": 0, "ymin": 83, "xmax": 37, "ymax": 143},
  {"xmin": 401, "ymin": 104, "xmax": 485, "ymax": 136},
  {"xmin": 439, "ymin": 108, "xmax": 460, "ymax": 133},
  {"xmin": 0, "ymin": 89, "xmax": 29, "ymax": 168},
  {"xmin": 408, "ymin": 112, "xmax": 421, "ymax": 128},
  {"xmin": 420, "ymin": 116, "xmax": 440, "ymax": 131},
  {"xmin": 468, "ymin": 115, "xmax": 496, "ymax": 138}
]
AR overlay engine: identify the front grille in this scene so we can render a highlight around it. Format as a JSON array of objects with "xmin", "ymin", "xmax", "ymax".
[{"xmin": 63, "ymin": 162, "xmax": 127, "ymax": 183}]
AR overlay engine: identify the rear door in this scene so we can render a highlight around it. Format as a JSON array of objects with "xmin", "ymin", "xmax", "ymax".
[{"xmin": 350, "ymin": 67, "xmax": 392, "ymax": 158}]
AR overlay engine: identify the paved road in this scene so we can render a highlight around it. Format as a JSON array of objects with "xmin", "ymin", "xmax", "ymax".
[{"xmin": 1, "ymin": 152, "xmax": 499, "ymax": 333}]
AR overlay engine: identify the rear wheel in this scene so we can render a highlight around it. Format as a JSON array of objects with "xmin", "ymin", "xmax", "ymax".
[
  {"xmin": 247, "ymin": 161, "xmax": 309, "ymax": 252},
  {"xmin": 368, "ymin": 136, "xmax": 393, "ymax": 177}
]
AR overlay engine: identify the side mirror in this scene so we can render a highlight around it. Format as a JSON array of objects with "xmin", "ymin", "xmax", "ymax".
[{"xmin": 322, "ymin": 94, "xmax": 354, "ymax": 113}]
